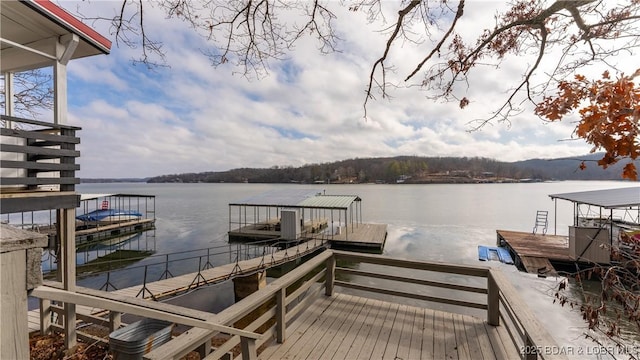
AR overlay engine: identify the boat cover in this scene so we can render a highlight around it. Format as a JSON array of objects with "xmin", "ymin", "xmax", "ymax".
[{"xmin": 76, "ymin": 209, "xmax": 142, "ymax": 222}]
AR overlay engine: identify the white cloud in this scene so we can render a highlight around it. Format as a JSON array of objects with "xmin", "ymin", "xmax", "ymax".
[{"xmin": 58, "ymin": 1, "xmax": 628, "ymax": 178}]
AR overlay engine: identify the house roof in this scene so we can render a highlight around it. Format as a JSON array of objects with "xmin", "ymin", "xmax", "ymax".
[
  {"xmin": 549, "ymin": 187, "xmax": 640, "ymax": 209},
  {"xmin": 1, "ymin": 0, "xmax": 111, "ymax": 72},
  {"xmin": 230, "ymin": 189, "xmax": 361, "ymax": 210}
]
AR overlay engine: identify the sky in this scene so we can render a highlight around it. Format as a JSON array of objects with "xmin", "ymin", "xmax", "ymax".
[{"xmin": 38, "ymin": 1, "xmax": 635, "ymax": 178}]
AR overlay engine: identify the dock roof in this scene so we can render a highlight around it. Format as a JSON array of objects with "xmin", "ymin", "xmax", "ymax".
[
  {"xmin": 230, "ymin": 189, "xmax": 360, "ymax": 210},
  {"xmin": 80, "ymin": 193, "xmax": 156, "ymax": 201},
  {"xmin": 549, "ymin": 187, "xmax": 640, "ymax": 209}
]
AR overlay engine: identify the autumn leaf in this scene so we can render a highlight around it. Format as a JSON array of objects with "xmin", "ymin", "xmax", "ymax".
[
  {"xmin": 535, "ymin": 68, "xmax": 640, "ymax": 180},
  {"xmin": 623, "ymin": 162, "xmax": 638, "ymax": 181}
]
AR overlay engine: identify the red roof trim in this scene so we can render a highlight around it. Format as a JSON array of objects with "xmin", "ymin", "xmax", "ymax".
[{"xmin": 28, "ymin": 0, "xmax": 112, "ymax": 53}]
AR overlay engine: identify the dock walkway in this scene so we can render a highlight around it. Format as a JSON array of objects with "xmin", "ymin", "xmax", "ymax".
[{"xmin": 28, "ymin": 239, "xmax": 327, "ymax": 332}]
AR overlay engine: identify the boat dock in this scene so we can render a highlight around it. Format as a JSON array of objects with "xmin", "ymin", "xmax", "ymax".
[
  {"xmin": 327, "ymin": 223, "xmax": 387, "ymax": 252},
  {"xmin": 228, "ymin": 189, "xmax": 388, "ymax": 252},
  {"xmin": 497, "ymin": 230, "xmax": 572, "ymax": 276}
]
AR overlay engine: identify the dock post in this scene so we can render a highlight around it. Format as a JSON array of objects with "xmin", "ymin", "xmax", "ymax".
[
  {"xmin": 109, "ymin": 311, "xmax": 122, "ymax": 332},
  {"xmin": 233, "ymin": 271, "xmax": 267, "ymax": 302},
  {"xmin": 325, "ymin": 255, "xmax": 336, "ymax": 296},
  {"xmin": 276, "ymin": 287, "xmax": 286, "ymax": 343},
  {"xmin": 487, "ymin": 270, "xmax": 500, "ymax": 326}
]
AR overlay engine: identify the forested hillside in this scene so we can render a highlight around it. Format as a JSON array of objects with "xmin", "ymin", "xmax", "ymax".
[
  {"xmin": 147, "ymin": 156, "xmax": 547, "ymax": 184},
  {"xmin": 512, "ymin": 153, "xmax": 640, "ymax": 181},
  {"xmin": 144, "ymin": 154, "xmax": 639, "ymax": 184}
]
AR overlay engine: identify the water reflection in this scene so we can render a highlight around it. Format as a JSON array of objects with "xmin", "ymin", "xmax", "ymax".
[{"xmin": 45, "ymin": 181, "xmax": 638, "ymax": 359}]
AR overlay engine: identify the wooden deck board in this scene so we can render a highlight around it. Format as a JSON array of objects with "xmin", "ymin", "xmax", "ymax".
[
  {"xmin": 396, "ymin": 305, "xmax": 414, "ymax": 360},
  {"xmin": 454, "ymin": 313, "xmax": 472, "ymax": 360},
  {"xmin": 433, "ymin": 309, "xmax": 446, "ymax": 359},
  {"xmin": 421, "ymin": 308, "xmax": 435, "ymax": 359},
  {"xmin": 473, "ymin": 317, "xmax": 498, "ymax": 360},
  {"xmin": 370, "ymin": 301, "xmax": 399, "ymax": 358},
  {"xmin": 260, "ymin": 293, "xmax": 518, "ymax": 360},
  {"xmin": 345, "ymin": 298, "xmax": 384, "ymax": 359},
  {"xmin": 355, "ymin": 300, "xmax": 391, "ymax": 360},
  {"xmin": 408, "ymin": 306, "xmax": 424, "ymax": 360},
  {"xmin": 462, "ymin": 314, "xmax": 485, "ymax": 360},
  {"xmin": 323, "ymin": 297, "xmax": 371, "ymax": 359},
  {"xmin": 443, "ymin": 310, "xmax": 459, "ymax": 360},
  {"xmin": 293, "ymin": 294, "xmax": 358, "ymax": 360}
]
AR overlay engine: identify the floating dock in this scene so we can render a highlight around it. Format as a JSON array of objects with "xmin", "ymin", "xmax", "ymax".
[
  {"xmin": 496, "ymin": 230, "xmax": 573, "ymax": 276},
  {"xmin": 327, "ymin": 223, "xmax": 387, "ymax": 252}
]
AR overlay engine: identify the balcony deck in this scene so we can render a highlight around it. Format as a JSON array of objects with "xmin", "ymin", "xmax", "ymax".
[
  {"xmin": 1, "ymin": 115, "xmax": 81, "ymax": 214},
  {"xmin": 259, "ymin": 292, "xmax": 518, "ymax": 360}
]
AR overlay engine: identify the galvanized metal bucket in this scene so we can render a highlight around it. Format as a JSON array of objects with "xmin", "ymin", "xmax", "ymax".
[{"xmin": 109, "ymin": 319, "xmax": 173, "ymax": 360}]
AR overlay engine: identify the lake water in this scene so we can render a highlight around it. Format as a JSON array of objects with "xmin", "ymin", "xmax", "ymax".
[{"xmin": 66, "ymin": 181, "xmax": 640, "ymax": 357}]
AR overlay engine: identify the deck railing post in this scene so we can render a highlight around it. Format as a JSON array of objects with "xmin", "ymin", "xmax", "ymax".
[
  {"xmin": 487, "ymin": 269, "xmax": 500, "ymax": 326},
  {"xmin": 109, "ymin": 311, "xmax": 121, "ymax": 332},
  {"xmin": 325, "ymin": 255, "xmax": 336, "ymax": 296},
  {"xmin": 276, "ymin": 287, "xmax": 286, "ymax": 343},
  {"xmin": 196, "ymin": 340, "xmax": 212, "ymax": 358},
  {"xmin": 39, "ymin": 299, "xmax": 52, "ymax": 335},
  {"xmin": 240, "ymin": 337, "xmax": 257, "ymax": 360}
]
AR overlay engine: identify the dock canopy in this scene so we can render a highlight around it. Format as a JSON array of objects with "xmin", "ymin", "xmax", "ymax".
[
  {"xmin": 230, "ymin": 189, "xmax": 361, "ymax": 210},
  {"xmin": 549, "ymin": 187, "xmax": 640, "ymax": 209},
  {"xmin": 228, "ymin": 189, "xmax": 364, "ymax": 242}
]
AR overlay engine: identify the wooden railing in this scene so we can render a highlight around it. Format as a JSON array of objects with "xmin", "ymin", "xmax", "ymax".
[
  {"xmin": 1, "ymin": 115, "xmax": 80, "ymax": 190},
  {"xmin": 30, "ymin": 249, "xmax": 568, "ymax": 360},
  {"xmin": 142, "ymin": 249, "xmax": 566, "ymax": 360},
  {"xmin": 1, "ymin": 115, "xmax": 81, "ymax": 213},
  {"xmin": 331, "ymin": 250, "xmax": 567, "ymax": 360}
]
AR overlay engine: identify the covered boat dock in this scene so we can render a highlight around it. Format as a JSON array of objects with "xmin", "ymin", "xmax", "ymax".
[
  {"xmin": 228, "ymin": 189, "xmax": 386, "ymax": 251},
  {"xmin": 499, "ymin": 186, "xmax": 640, "ymax": 276}
]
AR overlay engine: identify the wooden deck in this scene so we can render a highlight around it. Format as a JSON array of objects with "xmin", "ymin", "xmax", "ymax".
[
  {"xmin": 31, "ymin": 250, "xmax": 568, "ymax": 360},
  {"xmin": 497, "ymin": 230, "xmax": 573, "ymax": 276},
  {"xmin": 259, "ymin": 292, "xmax": 518, "ymax": 360},
  {"xmin": 327, "ymin": 223, "xmax": 387, "ymax": 252}
]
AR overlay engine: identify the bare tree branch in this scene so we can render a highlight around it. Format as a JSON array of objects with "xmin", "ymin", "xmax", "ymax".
[{"xmin": 364, "ymin": 0, "xmax": 421, "ymax": 118}]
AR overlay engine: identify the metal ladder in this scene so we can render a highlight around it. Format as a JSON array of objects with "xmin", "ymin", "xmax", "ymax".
[{"xmin": 532, "ymin": 210, "xmax": 548, "ymax": 235}]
